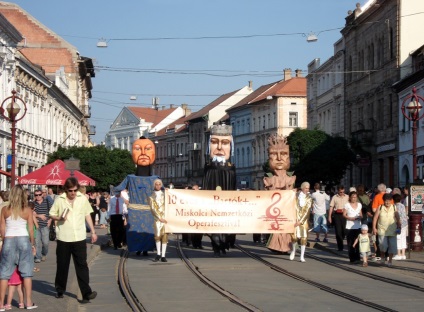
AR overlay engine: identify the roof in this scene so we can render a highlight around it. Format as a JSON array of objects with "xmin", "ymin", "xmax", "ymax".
[
  {"xmin": 155, "ymin": 115, "xmax": 191, "ymax": 136},
  {"xmin": 0, "ymin": 3, "xmax": 76, "ymax": 74},
  {"xmin": 228, "ymin": 77, "xmax": 306, "ymax": 111},
  {"xmin": 187, "ymin": 89, "xmax": 240, "ymax": 122},
  {"xmin": 127, "ymin": 106, "xmax": 180, "ymax": 129}
]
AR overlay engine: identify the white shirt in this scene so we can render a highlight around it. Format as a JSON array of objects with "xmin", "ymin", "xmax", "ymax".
[
  {"xmin": 121, "ymin": 190, "xmax": 129, "ymax": 215},
  {"xmin": 311, "ymin": 191, "xmax": 330, "ymax": 215},
  {"xmin": 344, "ymin": 202, "xmax": 362, "ymax": 229}
]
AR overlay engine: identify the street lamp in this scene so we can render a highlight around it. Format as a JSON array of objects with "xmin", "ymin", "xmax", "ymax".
[
  {"xmin": 401, "ymin": 87, "xmax": 424, "ymax": 182},
  {"xmin": 0, "ymin": 90, "xmax": 27, "ymax": 187}
]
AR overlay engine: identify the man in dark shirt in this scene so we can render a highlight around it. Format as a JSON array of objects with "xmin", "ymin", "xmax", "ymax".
[{"xmin": 34, "ymin": 189, "xmax": 51, "ymax": 262}]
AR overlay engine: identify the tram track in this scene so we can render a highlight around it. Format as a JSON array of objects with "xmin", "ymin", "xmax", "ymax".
[
  {"xmin": 118, "ymin": 249, "xmax": 147, "ymax": 312},
  {"xmin": 313, "ymin": 243, "xmax": 424, "ymax": 275},
  {"xmin": 305, "ymin": 251, "xmax": 424, "ymax": 291},
  {"xmin": 236, "ymin": 244, "xmax": 398, "ymax": 312},
  {"xmin": 116, "ymin": 239, "xmax": 422, "ymax": 312},
  {"xmin": 176, "ymin": 240, "xmax": 262, "ymax": 312}
]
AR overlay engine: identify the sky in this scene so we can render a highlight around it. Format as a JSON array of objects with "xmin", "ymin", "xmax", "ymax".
[{"xmin": 9, "ymin": 0, "xmax": 364, "ymax": 144}]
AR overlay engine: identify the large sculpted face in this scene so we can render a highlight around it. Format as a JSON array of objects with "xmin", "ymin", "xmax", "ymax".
[
  {"xmin": 209, "ymin": 135, "xmax": 232, "ymax": 160},
  {"xmin": 268, "ymin": 145, "xmax": 290, "ymax": 171},
  {"xmin": 132, "ymin": 138, "xmax": 156, "ymax": 166}
]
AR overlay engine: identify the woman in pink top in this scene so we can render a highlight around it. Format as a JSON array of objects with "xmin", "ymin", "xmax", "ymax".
[{"xmin": 0, "ymin": 185, "xmax": 37, "ymax": 310}]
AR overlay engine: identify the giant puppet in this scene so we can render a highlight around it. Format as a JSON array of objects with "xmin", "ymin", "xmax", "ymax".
[
  {"xmin": 114, "ymin": 136, "xmax": 158, "ymax": 254},
  {"xmin": 202, "ymin": 123, "xmax": 237, "ymax": 257},
  {"xmin": 264, "ymin": 134, "xmax": 296, "ymax": 253}
]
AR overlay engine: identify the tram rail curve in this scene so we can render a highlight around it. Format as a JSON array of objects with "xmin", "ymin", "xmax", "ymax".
[{"xmin": 118, "ymin": 249, "xmax": 147, "ymax": 312}]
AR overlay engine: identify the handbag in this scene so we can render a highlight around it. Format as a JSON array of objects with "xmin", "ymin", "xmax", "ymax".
[{"xmin": 49, "ymin": 224, "xmax": 56, "ymax": 241}]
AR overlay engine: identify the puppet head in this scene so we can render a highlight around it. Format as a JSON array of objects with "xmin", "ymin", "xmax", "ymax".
[{"xmin": 132, "ymin": 136, "xmax": 156, "ymax": 166}]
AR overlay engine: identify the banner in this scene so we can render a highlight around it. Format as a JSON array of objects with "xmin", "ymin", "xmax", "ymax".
[{"xmin": 164, "ymin": 189, "xmax": 296, "ymax": 234}]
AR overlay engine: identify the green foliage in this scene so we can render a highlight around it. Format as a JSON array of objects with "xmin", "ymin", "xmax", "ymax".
[
  {"xmin": 287, "ymin": 128, "xmax": 356, "ymax": 188},
  {"xmin": 47, "ymin": 146, "xmax": 135, "ymax": 191}
]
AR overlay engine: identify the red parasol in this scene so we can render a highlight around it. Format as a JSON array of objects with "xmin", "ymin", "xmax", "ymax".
[{"xmin": 18, "ymin": 159, "xmax": 96, "ymax": 186}]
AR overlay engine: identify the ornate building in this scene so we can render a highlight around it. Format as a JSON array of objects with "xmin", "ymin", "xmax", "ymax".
[
  {"xmin": 341, "ymin": 0, "xmax": 424, "ymax": 188},
  {"xmin": 0, "ymin": 3, "xmax": 94, "ymax": 189}
]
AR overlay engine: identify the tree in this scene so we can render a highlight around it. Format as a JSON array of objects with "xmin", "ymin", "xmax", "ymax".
[
  {"xmin": 287, "ymin": 128, "xmax": 356, "ymax": 188},
  {"xmin": 47, "ymin": 146, "xmax": 135, "ymax": 191}
]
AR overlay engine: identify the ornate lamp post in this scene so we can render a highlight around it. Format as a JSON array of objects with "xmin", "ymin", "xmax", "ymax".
[
  {"xmin": 401, "ymin": 87, "xmax": 424, "ymax": 181},
  {"xmin": 401, "ymin": 87, "xmax": 424, "ymax": 252},
  {"xmin": 0, "ymin": 90, "xmax": 27, "ymax": 187}
]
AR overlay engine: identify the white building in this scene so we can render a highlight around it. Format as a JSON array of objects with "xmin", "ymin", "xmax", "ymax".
[{"xmin": 106, "ymin": 104, "xmax": 191, "ymax": 152}]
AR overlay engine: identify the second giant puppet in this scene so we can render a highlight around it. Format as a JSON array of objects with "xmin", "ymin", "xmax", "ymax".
[
  {"xmin": 264, "ymin": 134, "xmax": 296, "ymax": 253},
  {"xmin": 203, "ymin": 123, "xmax": 236, "ymax": 257}
]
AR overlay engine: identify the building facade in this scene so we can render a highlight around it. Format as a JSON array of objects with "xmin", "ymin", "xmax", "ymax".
[
  {"xmin": 105, "ymin": 104, "xmax": 191, "ymax": 152},
  {"xmin": 393, "ymin": 45, "xmax": 424, "ymax": 186},
  {"xmin": 341, "ymin": 0, "xmax": 424, "ymax": 188},
  {"xmin": 228, "ymin": 69, "xmax": 307, "ymax": 189},
  {"xmin": 183, "ymin": 85, "xmax": 253, "ymax": 187},
  {"xmin": 0, "ymin": 6, "xmax": 93, "ymax": 189},
  {"xmin": 307, "ymin": 38, "xmax": 345, "ymax": 137}
]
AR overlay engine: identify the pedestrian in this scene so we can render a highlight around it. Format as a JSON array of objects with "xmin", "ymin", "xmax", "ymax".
[
  {"xmin": 356, "ymin": 184, "xmax": 370, "ymax": 225},
  {"xmin": 120, "ymin": 189, "xmax": 129, "ymax": 247},
  {"xmin": 49, "ymin": 177, "xmax": 97, "ymax": 302},
  {"xmin": 353, "ymin": 224, "xmax": 371, "ymax": 267},
  {"xmin": 392, "ymin": 193, "xmax": 408, "ymax": 260},
  {"xmin": 372, "ymin": 193, "xmax": 401, "ymax": 267},
  {"xmin": 289, "ymin": 182, "xmax": 312, "ymax": 262},
  {"xmin": 47, "ymin": 188, "xmax": 58, "ymax": 203},
  {"xmin": 5, "ymin": 267, "xmax": 24, "ymax": 310},
  {"xmin": 328, "ymin": 185, "xmax": 349, "ymax": 251},
  {"xmin": 149, "ymin": 179, "xmax": 168, "ymax": 262},
  {"xmin": 0, "ymin": 185, "xmax": 37, "ymax": 310},
  {"xmin": 98, "ymin": 192, "xmax": 109, "ymax": 229},
  {"xmin": 343, "ymin": 191, "xmax": 362, "ymax": 263},
  {"xmin": 28, "ymin": 202, "xmax": 40, "ymax": 273},
  {"xmin": 88, "ymin": 192, "xmax": 99, "ymax": 227},
  {"xmin": 107, "ymin": 189, "xmax": 125, "ymax": 250},
  {"xmin": 33, "ymin": 188, "xmax": 51, "ymax": 263},
  {"xmin": 311, "ymin": 182, "xmax": 330, "ymax": 242}
]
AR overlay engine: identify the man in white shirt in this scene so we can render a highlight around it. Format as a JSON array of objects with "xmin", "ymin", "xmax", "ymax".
[
  {"xmin": 120, "ymin": 189, "xmax": 129, "ymax": 247},
  {"xmin": 311, "ymin": 182, "xmax": 330, "ymax": 242}
]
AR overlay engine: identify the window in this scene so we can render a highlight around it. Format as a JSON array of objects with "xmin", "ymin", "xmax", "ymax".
[
  {"xmin": 291, "ymin": 102, "xmax": 296, "ymax": 105},
  {"xmin": 289, "ymin": 112, "xmax": 298, "ymax": 127}
]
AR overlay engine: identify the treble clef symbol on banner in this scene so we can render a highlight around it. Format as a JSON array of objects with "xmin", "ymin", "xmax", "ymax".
[{"xmin": 265, "ymin": 192, "xmax": 282, "ymax": 230}]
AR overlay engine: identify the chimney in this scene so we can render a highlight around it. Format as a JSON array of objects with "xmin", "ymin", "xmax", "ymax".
[
  {"xmin": 295, "ymin": 69, "xmax": 302, "ymax": 77},
  {"xmin": 248, "ymin": 80, "xmax": 253, "ymax": 89},
  {"xmin": 284, "ymin": 68, "xmax": 292, "ymax": 81},
  {"xmin": 162, "ymin": 106, "xmax": 165, "ymax": 110},
  {"xmin": 170, "ymin": 104, "xmax": 174, "ymax": 109}
]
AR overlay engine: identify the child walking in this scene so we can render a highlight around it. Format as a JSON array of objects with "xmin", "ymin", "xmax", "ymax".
[
  {"xmin": 353, "ymin": 224, "xmax": 371, "ymax": 267},
  {"xmin": 5, "ymin": 268, "xmax": 24, "ymax": 310}
]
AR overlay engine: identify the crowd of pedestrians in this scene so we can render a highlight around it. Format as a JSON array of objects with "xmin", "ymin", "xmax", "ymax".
[{"xmin": 306, "ymin": 182, "xmax": 412, "ymax": 268}]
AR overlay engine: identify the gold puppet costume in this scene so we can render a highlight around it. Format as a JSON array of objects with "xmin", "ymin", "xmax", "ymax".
[
  {"xmin": 149, "ymin": 190, "xmax": 168, "ymax": 243},
  {"xmin": 291, "ymin": 192, "xmax": 313, "ymax": 246}
]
